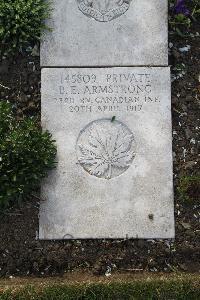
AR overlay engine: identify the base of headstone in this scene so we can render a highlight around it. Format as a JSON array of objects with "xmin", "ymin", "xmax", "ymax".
[{"xmin": 39, "ymin": 67, "xmax": 174, "ymax": 240}]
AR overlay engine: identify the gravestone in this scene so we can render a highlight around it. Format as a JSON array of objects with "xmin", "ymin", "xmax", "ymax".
[
  {"xmin": 39, "ymin": 0, "xmax": 175, "ymax": 239},
  {"xmin": 41, "ymin": 0, "xmax": 168, "ymax": 66}
]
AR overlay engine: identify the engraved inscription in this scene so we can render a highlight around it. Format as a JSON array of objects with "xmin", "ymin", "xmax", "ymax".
[
  {"xmin": 54, "ymin": 71, "xmax": 161, "ymax": 114},
  {"xmin": 77, "ymin": 0, "xmax": 132, "ymax": 22},
  {"xmin": 77, "ymin": 119, "xmax": 136, "ymax": 179}
]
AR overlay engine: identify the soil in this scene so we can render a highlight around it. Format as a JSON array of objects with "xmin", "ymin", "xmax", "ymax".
[{"xmin": 0, "ymin": 18, "xmax": 199, "ymax": 277}]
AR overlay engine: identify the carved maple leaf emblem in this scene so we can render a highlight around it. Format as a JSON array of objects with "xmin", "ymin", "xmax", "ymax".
[{"xmin": 77, "ymin": 120, "xmax": 136, "ymax": 179}]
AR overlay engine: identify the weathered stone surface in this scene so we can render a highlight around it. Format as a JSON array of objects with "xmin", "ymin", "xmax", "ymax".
[
  {"xmin": 39, "ymin": 67, "xmax": 174, "ymax": 239},
  {"xmin": 41, "ymin": 0, "xmax": 168, "ymax": 67}
]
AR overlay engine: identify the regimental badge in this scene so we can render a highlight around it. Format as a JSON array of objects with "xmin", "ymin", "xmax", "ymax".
[{"xmin": 77, "ymin": 0, "xmax": 132, "ymax": 22}]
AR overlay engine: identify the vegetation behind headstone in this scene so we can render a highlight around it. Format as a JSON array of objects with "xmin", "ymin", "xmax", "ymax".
[
  {"xmin": 0, "ymin": 101, "xmax": 57, "ymax": 209},
  {"xmin": 0, "ymin": 0, "xmax": 51, "ymax": 60}
]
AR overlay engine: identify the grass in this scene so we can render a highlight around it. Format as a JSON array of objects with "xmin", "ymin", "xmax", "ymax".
[
  {"xmin": 178, "ymin": 175, "xmax": 200, "ymax": 204},
  {"xmin": 0, "ymin": 274, "xmax": 199, "ymax": 300}
]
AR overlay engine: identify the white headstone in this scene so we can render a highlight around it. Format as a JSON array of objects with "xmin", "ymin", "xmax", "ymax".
[
  {"xmin": 39, "ymin": 67, "xmax": 174, "ymax": 239},
  {"xmin": 41, "ymin": 0, "xmax": 168, "ymax": 67}
]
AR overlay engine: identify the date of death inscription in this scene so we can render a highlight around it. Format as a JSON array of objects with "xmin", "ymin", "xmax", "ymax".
[{"xmin": 52, "ymin": 72, "xmax": 161, "ymax": 113}]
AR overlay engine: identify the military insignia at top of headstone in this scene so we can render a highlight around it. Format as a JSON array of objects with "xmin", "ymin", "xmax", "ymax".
[
  {"xmin": 77, "ymin": 0, "xmax": 132, "ymax": 22},
  {"xmin": 41, "ymin": 0, "xmax": 168, "ymax": 67}
]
